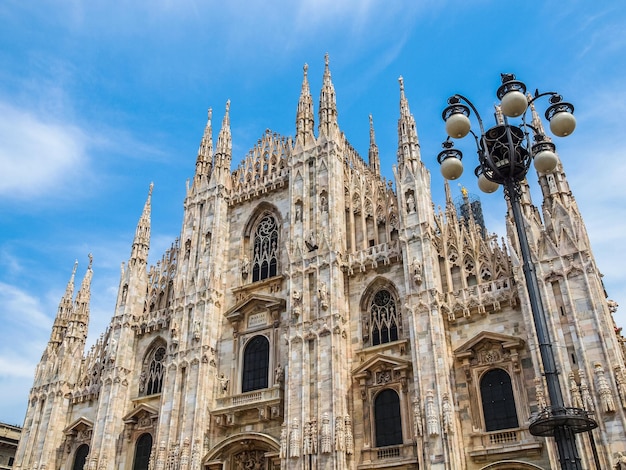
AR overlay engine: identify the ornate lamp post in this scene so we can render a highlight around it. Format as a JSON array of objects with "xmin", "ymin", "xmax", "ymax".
[{"xmin": 437, "ymin": 74, "xmax": 597, "ymax": 470}]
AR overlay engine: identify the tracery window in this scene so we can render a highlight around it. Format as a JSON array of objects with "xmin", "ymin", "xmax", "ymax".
[
  {"xmin": 374, "ymin": 389, "xmax": 403, "ymax": 447},
  {"xmin": 132, "ymin": 433, "xmax": 153, "ymax": 470},
  {"xmin": 140, "ymin": 345, "xmax": 166, "ymax": 396},
  {"xmin": 252, "ymin": 214, "xmax": 278, "ymax": 282},
  {"xmin": 72, "ymin": 444, "xmax": 89, "ymax": 470},
  {"xmin": 242, "ymin": 335, "xmax": 270, "ymax": 392},
  {"xmin": 370, "ymin": 289, "xmax": 400, "ymax": 346},
  {"xmin": 480, "ymin": 368, "xmax": 519, "ymax": 431}
]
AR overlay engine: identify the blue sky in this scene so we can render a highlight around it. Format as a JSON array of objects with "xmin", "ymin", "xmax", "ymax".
[{"xmin": 1, "ymin": 1, "xmax": 625, "ymax": 425}]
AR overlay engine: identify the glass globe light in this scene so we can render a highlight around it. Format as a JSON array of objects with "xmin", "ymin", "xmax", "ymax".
[
  {"xmin": 440, "ymin": 157, "xmax": 464, "ymax": 180},
  {"xmin": 445, "ymin": 113, "xmax": 471, "ymax": 139},
  {"xmin": 500, "ymin": 90, "xmax": 528, "ymax": 117},
  {"xmin": 478, "ymin": 173, "xmax": 499, "ymax": 193},
  {"xmin": 549, "ymin": 111, "xmax": 576, "ymax": 137},
  {"xmin": 533, "ymin": 149, "xmax": 558, "ymax": 173}
]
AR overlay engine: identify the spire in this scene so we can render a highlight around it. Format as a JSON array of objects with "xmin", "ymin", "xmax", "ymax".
[
  {"xmin": 195, "ymin": 108, "xmax": 213, "ymax": 181},
  {"xmin": 49, "ymin": 260, "xmax": 78, "ymax": 347},
  {"xmin": 368, "ymin": 114, "xmax": 380, "ymax": 175},
  {"xmin": 215, "ymin": 100, "xmax": 232, "ymax": 169},
  {"xmin": 529, "ymin": 100, "xmax": 550, "ymax": 140},
  {"xmin": 397, "ymin": 76, "xmax": 421, "ymax": 169},
  {"xmin": 318, "ymin": 53, "xmax": 338, "ymax": 138},
  {"xmin": 69, "ymin": 254, "xmax": 93, "ymax": 343},
  {"xmin": 130, "ymin": 183, "xmax": 152, "ymax": 268},
  {"xmin": 74, "ymin": 254, "xmax": 93, "ymax": 307},
  {"xmin": 295, "ymin": 63, "xmax": 315, "ymax": 145}
]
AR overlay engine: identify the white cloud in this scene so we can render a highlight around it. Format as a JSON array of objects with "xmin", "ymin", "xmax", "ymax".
[
  {"xmin": 0, "ymin": 101, "xmax": 88, "ymax": 200},
  {"xmin": 0, "ymin": 282, "xmax": 52, "ymax": 331}
]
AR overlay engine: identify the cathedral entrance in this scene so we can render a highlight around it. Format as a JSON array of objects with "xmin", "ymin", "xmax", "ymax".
[{"xmin": 203, "ymin": 433, "xmax": 280, "ymax": 470}]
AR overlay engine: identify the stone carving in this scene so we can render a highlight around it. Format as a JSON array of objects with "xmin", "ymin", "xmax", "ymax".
[
  {"xmin": 166, "ymin": 442, "xmax": 179, "ymax": 470},
  {"xmin": 335, "ymin": 416, "xmax": 345, "ymax": 451},
  {"xmin": 303, "ymin": 419, "xmax": 314, "ymax": 455},
  {"xmin": 376, "ymin": 369, "xmax": 392, "ymax": 384},
  {"xmin": 179, "ymin": 438, "xmax": 190, "ymax": 470},
  {"xmin": 155, "ymin": 441, "xmax": 166, "ymax": 470},
  {"xmin": 289, "ymin": 418, "xmax": 300, "ymax": 458},
  {"xmin": 426, "ymin": 389, "xmax": 440, "ymax": 436},
  {"xmin": 614, "ymin": 366, "xmax": 626, "ymax": 408},
  {"xmin": 580, "ymin": 371, "xmax": 595, "ymax": 412},
  {"xmin": 190, "ymin": 440, "xmax": 200, "ymax": 470},
  {"xmin": 321, "ymin": 413, "xmax": 332, "ymax": 453},
  {"xmin": 535, "ymin": 377, "xmax": 548, "ymax": 410},
  {"xmin": 615, "ymin": 452, "xmax": 626, "ymax": 469},
  {"xmin": 274, "ymin": 364, "xmax": 284, "ymax": 384},
  {"xmin": 241, "ymin": 255, "xmax": 250, "ymax": 278},
  {"xmin": 279, "ymin": 422, "xmax": 287, "ymax": 459},
  {"xmin": 344, "ymin": 415, "xmax": 354, "ymax": 455},
  {"xmin": 413, "ymin": 398, "xmax": 423, "ymax": 438},
  {"xmin": 442, "ymin": 393, "xmax": 453, "ymax": 434},
  {"xmin": 234, "ymin": 450, "xmax": 264, "ymax": 469},
  {"xmin": 412, "ymin": 259, "xmax": 422, "ymax": 285},
  {"xmin": 569, "ymin": 371, "xmax": 583, "ymax": 409},
  {"xmin": 406, "ymin": 193, "xmax": 416, "ymax": 214},
  {"xmin": 319, "ymin": 281, "xmax": 328, "ymax": 310},
  {"xmin": 217, "ymin": 373, "xmax": 229, "ymax": 394},
  {"xmin": 595, "ymin": 363, "xmax": 616, "ymax": 412}
]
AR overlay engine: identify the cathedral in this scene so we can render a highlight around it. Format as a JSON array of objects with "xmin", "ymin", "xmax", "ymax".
[{"xmin": 13, "ymin": 56, "xmax": 626, "ymax": 469}]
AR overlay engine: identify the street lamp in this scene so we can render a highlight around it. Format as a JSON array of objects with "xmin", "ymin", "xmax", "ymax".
[{"xmin": 438, "ymin": 74, "xmax": 597, "ymax": 470}]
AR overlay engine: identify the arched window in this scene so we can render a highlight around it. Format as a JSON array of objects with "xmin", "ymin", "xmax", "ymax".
[
  {"xmin": 133, "ymin": 433, "xmax": 153, "ymax": 470},
  {"xmin": 242, "ymin": 335, "xmax": 270, "ymax": 392},
  {"xmin": 72, "ymin": 444, "xmax": 89, "ymax": 470},
  {"xmin": 480, "ymin": 368, "xmax": 519, "ymax": 431},
  {"xmin": 374, "ymin": 389, "xmax": 403, "ymax": 447},
  {"xmin": 252, "ymin": 214, "xmax": 278, "ymax": 282},
  {"xmin": 140, "ymin": 344, "xmax": 166, "ymax": 396},
  {"xmin": 370, "ymin": 289, "xmax": 400, "ymax": 346}
]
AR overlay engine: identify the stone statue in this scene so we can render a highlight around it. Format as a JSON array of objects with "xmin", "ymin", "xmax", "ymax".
[
  {"xmin": 241, "ymin": 255, "xmax": 250, "ymax": 277},
  {"xmin": 406, "ymin": 193, "xmax": 416, "ymax": 214},
  {"xmin": 412, "ymin": 259, "xmax": 422, "ymax": 285},
  {"xmin": 274, "ymin": 364, "xmax": 284, "ymax": 384},
  {"xmin": 217, "ymin": 373, "xmax": 229, "ymax": 394},
  {"xmin": 614, "ymin": 451, "xmax": 626, "ymax": 469}
]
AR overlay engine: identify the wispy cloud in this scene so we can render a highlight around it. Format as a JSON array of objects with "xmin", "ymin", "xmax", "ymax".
[
  {"xmin": 0, "ymin": 282, "xmax": 52, "ymax": 331},
  {"xmin": 0, "ymin": 101, "xmax": 88, "ymax": 200}
]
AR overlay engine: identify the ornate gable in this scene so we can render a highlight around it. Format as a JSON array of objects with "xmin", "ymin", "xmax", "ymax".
[
  {"xmin": 225, "ymin": 294, "xmax": 285, "ymax": 332},
  {"xmin": 353, "ymin": 353, "xmax": 411, "ymax": 395},
  {"xmin": 454, "ymin": 331, "xmax": 525, "ymax": 381}
]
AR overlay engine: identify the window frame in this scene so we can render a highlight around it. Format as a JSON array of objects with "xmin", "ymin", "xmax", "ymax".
[
  {"xmin": 132, "ymin": 432, "xmax": 153, "ymax": 470},
  {"xmin": 373, "ymin": 388, "xmax": 403, "ymax": 447},
  {"xmin": 241, "ymin": 334, "xmax": 270, "ymax": 393},
  {"xmin": 140, "ymin": 339, "xmax": 167, "ymax": 397},
  {"xmin": 360, "ymin": 279, "xmax": 402, "ymax": 348},
  {"xmin": 72, "ymin": 444, "xmax": 89, "ymax": 470},
  {"xmin": 480, "ymin": 368, "xmax": 519, "ymax": 432}
]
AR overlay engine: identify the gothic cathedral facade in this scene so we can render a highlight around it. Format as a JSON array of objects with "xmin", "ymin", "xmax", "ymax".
[{"xmin": 14, "ymin": 57, "xmax": 626, "ymax": 469}]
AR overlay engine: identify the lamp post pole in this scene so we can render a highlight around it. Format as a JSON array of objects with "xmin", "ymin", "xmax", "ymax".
[{"xmin": 438, "ymin": 74, "xmax": 597, "ymax": 470}]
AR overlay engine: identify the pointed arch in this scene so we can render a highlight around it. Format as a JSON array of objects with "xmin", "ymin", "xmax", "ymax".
[
  {"xmin": 140, "ymin": 337, "xmax": 167, "ymax": 396},
  {"xmin": 361, "ymin": 278, "xmax": 401, "ymax": 347},
  {"xmin": 243, "ymin": 203, "xmax": 282, "ymax": 283}
]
